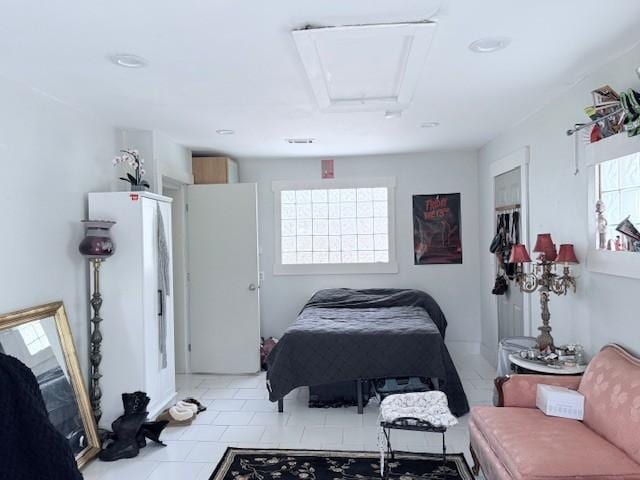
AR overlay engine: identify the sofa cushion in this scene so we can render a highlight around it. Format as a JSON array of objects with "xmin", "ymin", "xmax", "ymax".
[
  {"xmin": 501, "ymin": 374, "xmax": 581, "ymax": 408},
  {"xmin": 471, "ymin": 406, "xmax": 640, "ymax": 480},
  {"xmin": 578, "ymin": 344, "xmax": 640, "ymax": 465}
]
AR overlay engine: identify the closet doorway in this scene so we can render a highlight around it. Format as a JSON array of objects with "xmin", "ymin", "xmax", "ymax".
[
  {"xmin": 490, "ymin": 146, "xmax": 531, "ymax": 344},
  {"xmin": 187, "ymin": 183, "xmax": 261, "ymax": 374},
  {"xmin": 162, "ymin": 178, "xmax": 190, "ymax": 374},
  {"xmin": 494, "ymin": 168, "xmax": 524, "ymax": 339}
]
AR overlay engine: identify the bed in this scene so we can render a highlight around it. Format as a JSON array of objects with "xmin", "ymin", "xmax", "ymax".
[{"xmin": 266, "ymin": 288, "xmax": 470, "ymax": 417}]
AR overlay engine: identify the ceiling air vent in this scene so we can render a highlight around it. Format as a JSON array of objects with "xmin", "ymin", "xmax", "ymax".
[
  {"xmin": 292, "ymin": 21, "xmax": 437, "ymax": 113},
  {"xmin": 285, "ymin": 138, "xmax": 315, "ymax": 144}
]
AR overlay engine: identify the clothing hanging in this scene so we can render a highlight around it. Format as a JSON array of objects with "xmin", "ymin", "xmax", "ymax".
[
  {"xmin": 491, "ymin": 207, "xmax": 520, "ymax": 294},
  {"xmin": 157, "ymin": 204, "xmax": 171, "ymax": 369}
]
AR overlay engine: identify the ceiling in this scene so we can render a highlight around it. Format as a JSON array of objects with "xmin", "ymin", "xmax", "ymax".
[{"xmin": 1, "ymin": 0, "xmax": 639, "ymax": 158}]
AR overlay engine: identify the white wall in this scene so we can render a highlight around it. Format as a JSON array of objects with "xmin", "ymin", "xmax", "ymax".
[
  {"xmin": 116, "ymin": 129, "xmax": 193, "ymax": 193},
  {"xmin": 238, "ymin": 151, "xmax": 482, "ymax": 353},
  {"xmin": 0, "ymin": 74, "xmax": 116, "ymax": 375},
  {"xmin": 478, "ymin": 44, "xmax": 640, "ymax": 363},
  {"xmin": 153, "ymin": 131, "xmax": 193, "ymax": 187}
]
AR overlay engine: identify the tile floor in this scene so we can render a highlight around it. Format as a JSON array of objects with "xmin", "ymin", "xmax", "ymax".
[{"xmin": 83, "ymin": 353, "xmax": 495, "ymax": 480}]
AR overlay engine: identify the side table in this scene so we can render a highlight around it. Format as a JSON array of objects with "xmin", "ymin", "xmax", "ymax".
[{"xmin": 508, "ymin": 354, "xmax": 587, "ymax": 375}]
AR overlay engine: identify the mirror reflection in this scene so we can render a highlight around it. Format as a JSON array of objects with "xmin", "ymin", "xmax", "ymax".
[{"xmin": 0, "ymin": 316, "xmax": 86, "ymax": 456}]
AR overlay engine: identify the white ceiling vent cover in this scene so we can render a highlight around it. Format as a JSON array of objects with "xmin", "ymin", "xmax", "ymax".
[
  {"xmin": 293, "ymin": 22, "xmax": 437, "ymax": 112},
  {"xmin": 285, "ymin": 138, "xmax": 315, "ymax": 144}
]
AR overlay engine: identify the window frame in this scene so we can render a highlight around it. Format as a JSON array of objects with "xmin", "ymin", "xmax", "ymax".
[
  {"xmin": 586, "ymin": 133, "xmax": 640, "ymax": 279},
  {"xmin": 272, "ymin": 177, "xmax": 399, "ymax": 275},
  {"xmin": 597, "ymin": 157, "xmax": 640, "ymax": 241}
]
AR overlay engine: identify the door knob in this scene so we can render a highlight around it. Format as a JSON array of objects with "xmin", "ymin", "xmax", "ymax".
[{"xmin": 248, "ymin": 283, "xmax": 257, "ymax": 291}]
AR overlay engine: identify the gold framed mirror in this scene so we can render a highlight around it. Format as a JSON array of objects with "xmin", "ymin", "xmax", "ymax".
[{"xmin": 0, "ymin": 302, "xmax": 100, "ymax": 468}]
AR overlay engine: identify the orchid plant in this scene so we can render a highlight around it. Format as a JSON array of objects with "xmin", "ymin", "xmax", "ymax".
[{"xmin": 112, "ymin": 149, "xmax": 150, "ymax": 189}]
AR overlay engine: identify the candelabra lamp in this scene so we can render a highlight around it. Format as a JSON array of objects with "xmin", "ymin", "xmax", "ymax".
[
  {"xmin": 509, "ymin": 233, "xmax": 579, "ymax": 351},
  {"xmin": 79, "ymin": 220, "xmax": 115, "ymax": 425}
]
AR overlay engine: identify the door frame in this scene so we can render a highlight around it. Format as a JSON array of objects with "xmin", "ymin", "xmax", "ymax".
[
  {"xmin": 162, "ymin": 175, "xmax": 191, "ymax": 374},
  {"xmin": 490, "ymin": 147, "xmax": 532, "ymax": 337}
]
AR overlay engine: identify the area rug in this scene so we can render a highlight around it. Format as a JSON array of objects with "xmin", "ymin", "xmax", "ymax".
[{"xmin": 209, "ymin": 448, "xmax": 474, "ymax": 480}]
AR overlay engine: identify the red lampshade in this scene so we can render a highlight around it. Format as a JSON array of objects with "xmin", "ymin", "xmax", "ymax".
[
  {"xmin": 533, "ymin": 233, "xmax": 557, "ymax": 261},
  {"xmin": 544, "ymin": 247, "xmax": 557, "ymax": 262},
  {"xmin": 556, "ymin": 244, "xmax": 579, "ymax": 264},
  {"xmin": 508, "ymin": 244, "xmax": 532, "ymax": 263},
  {"xmin": 533, "ymin": 233, "xmax": 553, "ymax": 252}
]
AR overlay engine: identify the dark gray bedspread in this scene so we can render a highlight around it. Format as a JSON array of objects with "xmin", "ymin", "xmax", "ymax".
[{"xmin": 266, "ymin": 288, "xmax": 470, "ymax": 416}]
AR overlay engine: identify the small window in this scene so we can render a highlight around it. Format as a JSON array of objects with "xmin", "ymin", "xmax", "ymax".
[
  {"xmin": 596, "ymin": 152, "xmax": 640, "ymax": 249},
  {"xmin": 273, "ymin": 178, "xmax": 398, "ymax": 275},
  {"xmin": 17, "ymin": 322, "xmax": 51, "ymax": 355}
]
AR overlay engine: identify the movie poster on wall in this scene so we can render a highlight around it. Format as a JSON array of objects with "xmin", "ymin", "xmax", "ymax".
[{"xmin": 413, "ymin": 193, "xmax": 462, "ymax": 265}]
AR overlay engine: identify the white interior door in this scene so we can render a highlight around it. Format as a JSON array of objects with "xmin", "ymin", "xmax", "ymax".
[
  {"xmin": 495, "ymin": 167, "xmax": 524, "ymax": 340},
  {"xmin": 187, "ymin": 183, "xmax": 261, "ymax": 373}
]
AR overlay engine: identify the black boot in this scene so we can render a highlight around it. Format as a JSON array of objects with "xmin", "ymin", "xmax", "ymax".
[
  {"xmin": 136, "ymin": 420, "xmax": 169, "ymax": 448},
  {"xmin": 99, "ymin": 412, "xmax": 147, "ymax": 461},
  {"xmin": 122, "ymin": 391, "xmax": 150, "ymax": 415},
  {"xmin": 109, "ymin": 391, "xmax": 151, "ymax": 436}
]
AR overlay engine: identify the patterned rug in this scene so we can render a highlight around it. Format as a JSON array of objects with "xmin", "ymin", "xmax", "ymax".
[{"xmin": 209, "ymin": 448, "xmax": 474, "ymax": 480}]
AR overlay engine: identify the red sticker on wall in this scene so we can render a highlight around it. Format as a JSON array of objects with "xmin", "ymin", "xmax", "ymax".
[
  {"xmin": 321, "ymin": 159, "xmax": 334, "ymax": 179},
  {"xmin": 129, "ymin": 194, "xmax": 139, "ymax": 201}
]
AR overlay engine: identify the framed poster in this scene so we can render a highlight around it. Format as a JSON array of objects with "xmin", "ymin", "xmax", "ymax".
[{"xmin": 413, "ymin": 193, "xmax": 462, "ymax": 264}]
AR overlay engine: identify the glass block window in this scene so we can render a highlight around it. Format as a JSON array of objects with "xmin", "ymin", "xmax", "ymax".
[
  {"xmin": 597, "ymin": 152, "xmax": 640, "ymax": 242},
  {"xmin": 280, "ymin": 187, "xmax": 390, "ymax": 265},
  {"xmin": 17, "ymin": 322, "xmax": 51, "ymax": 355}
]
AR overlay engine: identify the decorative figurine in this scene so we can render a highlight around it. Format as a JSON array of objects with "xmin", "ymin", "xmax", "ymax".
[
  {"xmin": 615, "ymin": 235, "xmax": 624, "ymax": 251},
  {"xmin": 595, "ymin": 199, "xmax": 608, "ymax": 249}
]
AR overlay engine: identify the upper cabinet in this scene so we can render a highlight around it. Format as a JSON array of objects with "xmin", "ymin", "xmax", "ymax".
[{"xmin": 192, "ymin": 156, "xmax": 239, "ymax": 184}]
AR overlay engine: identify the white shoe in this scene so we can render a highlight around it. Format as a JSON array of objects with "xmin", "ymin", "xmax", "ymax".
[{"xmin": 176, "ymin": 400, "xmax": 199, "ymax": 415}]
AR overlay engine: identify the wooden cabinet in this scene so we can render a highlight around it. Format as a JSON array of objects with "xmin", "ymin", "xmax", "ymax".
[{"xmin": 192, "ymin": 156, "xmax": 238, "ymax": 184}]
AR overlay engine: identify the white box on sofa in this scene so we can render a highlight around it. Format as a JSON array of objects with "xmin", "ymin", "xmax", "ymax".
[{"xmin": 536, "ymin": 384, "xmax": 584, "ymax": 420}]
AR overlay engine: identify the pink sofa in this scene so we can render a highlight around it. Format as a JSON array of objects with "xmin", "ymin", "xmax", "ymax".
[{"xmin": 469, "ymin": 344, "xmax": 640, "ymax": 479}]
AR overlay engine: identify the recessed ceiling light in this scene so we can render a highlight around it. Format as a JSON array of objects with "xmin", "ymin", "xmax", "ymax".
[
  {"xmin": 420, "ymin": 121, "xmax": 440, "ymax": 128},
  {"xmin": 216, "ymin": 129, "xmax": 235, "ymax": 135},
  {"xmin": 109, "ymin": 54, "xmax": 148, "ymax": 68},
  {"xmin": 384, "ymin": 110, "xmax": 402, "ymax": 119},
  {"xmin": 469, "ymin": 37, "xmax": 511, "ymax": 53}
]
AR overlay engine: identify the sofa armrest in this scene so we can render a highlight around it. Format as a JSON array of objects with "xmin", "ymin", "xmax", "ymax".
[{"xmin": 495, "ymin": 374, "xmax": 582, "ymax": 408}]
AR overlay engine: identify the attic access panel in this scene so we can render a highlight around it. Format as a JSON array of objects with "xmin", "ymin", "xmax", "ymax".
[{"xmin": 292, "ymin": 22, "xmax": 436, "ymax": 112}]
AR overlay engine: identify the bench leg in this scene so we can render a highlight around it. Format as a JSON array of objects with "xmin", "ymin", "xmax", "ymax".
[
  {"xmin": 382, "ymin": 427, "xmax": 393, "ymax": 479},
  {"xmin": 278, "ymin": 398, "xmax": 283, "ymax": 413},
  {"xmin": 442, "ymin": 432, "xmax": 447, "ymax": 464},
  {"xmin": 357, "ymin": 379, "xmax": 363, "ymax": 414},
  {"xmin": 470, "ymin": 443, "xmax": 480, "ymax": 476}
]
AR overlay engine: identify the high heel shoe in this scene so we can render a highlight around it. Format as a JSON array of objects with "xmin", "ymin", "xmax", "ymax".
[{"xmin": 136, "ymin": 420, "xmax": 169, "ymax": 448}]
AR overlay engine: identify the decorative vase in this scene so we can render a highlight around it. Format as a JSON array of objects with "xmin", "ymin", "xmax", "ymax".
[
  {"xmin": 79, "ymin": 220, "xmax": 116, "ymax": 259},
  {"xmin": 130, "ymin": 184, "xmax": 146, "ymax": 192}
]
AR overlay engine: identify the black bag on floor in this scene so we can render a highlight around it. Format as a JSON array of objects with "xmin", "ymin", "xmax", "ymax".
[
  {"xmin": 372, "ymin": 377, "xmax": 434, "ymax": 400},
  {"xmin": 309, "ymin": 381, "xmax": 370, "ymax": 408}
]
